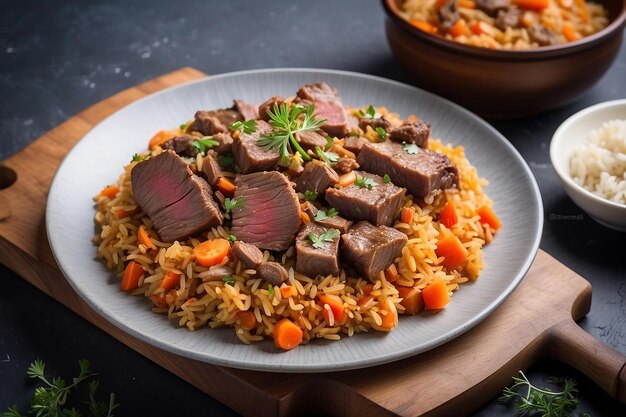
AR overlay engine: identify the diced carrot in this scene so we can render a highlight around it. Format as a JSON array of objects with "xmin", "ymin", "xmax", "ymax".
[
  {"xmin": 337, "ymin": 171, "xmax": 356, "ymax": 187},
  {"xmin": 385, "ymin": 264, "xmax": 399, "ymax": 283},
  {"xmin": 148, "ymin": 130, "xmax": 176, "ymax": 149},
  {"xmin": 450, "ymin": 19, "xmax": 469, "ymax": 37},
  {"xmin": 319, "ymin": 294, "xmax": 345, "ymax": 324},
  {"xmin": 100, "ymin": 185, "xmax": 119, "ymax": 199},
  {"xmin": 193, "ymin": 238, "xmax": 231, "ymax": 267},
  {"xmin": 138, "ymin": 226, "xmax": 157, "ymax": 250},
  {"xmin": 458, "ymin": 0, "xmax": 476, "ymax": 8},
  {"xmin": 300, "ymin": 211, "xmax": 311, "ymax": 224},
  {"xmin": 471, "ymin": 21, "xmax": 496, "ymax": 36},
  {"xmin": 121, "ymin": 261, "xmax": 144, "ymax": 291},
  {"xmin": 357, "ymin": 294, "xmax": 373, "ymax": 309},
  {"xmin": 236, "ymin": 311, "xmax": 257, "ymax": 330},
  {"xmin": 440, "ymin": 200, "xmax": 458, "ymax": 228},
  {"xmin": 361, "ymin": 284, "xmax": 374, "ymax": 296},
  {"xmin": 562, "ymin": 22, "xmax": 580, "ymax": 42},
  {"xmin": 216, "ymin": 177, "xmax": 236, "ymax": 198},
  {"xmin": 514, "ymin": 0, "xmax": 549, "ymax": 11},
  {"xmin": 273, "ymin": 318, "xmax": 303, "ymax": 350},
  {"xmin": 161, "ymin": 271, "xmax": 181, "ymax": 291},
  {"xmin": 410, "ymin": 20, "xmax": 438, "ymax": 34},
  {"xmin": 401, "ymin": 207, "xmax": 414, "ymax": 224},
  {"xmin": 280, "ymin": 285, "xmax": 298, "ymax": 298},
  {"xmin": 422, "ymin": 279, "xmax": 451, "ymax": 310},
  {"xmin": 149, "ymin": 293, "xmax": 167, "ymax": 308},
  {"xmin": 378, "ymin": 299, "xmax": 399, "ymax": 330},
  {"xmin": 477, "ymin": 205, "xmax": 502, "ymax": 231},
  {"xmin": 435, "ymin": 230, "xmax": 469, "ymax": 269},
  {"xmin": 396, "ymin": 286, "xmax": 424, "ymax": 315}
]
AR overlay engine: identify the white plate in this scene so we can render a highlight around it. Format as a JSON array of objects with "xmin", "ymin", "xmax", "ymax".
[{"xmin": 46, "ymin": 69, "xmax": 542, "ymax": 372}]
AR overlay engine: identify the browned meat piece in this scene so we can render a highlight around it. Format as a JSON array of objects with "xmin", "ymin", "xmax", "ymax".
[
  {"xmin": 528, "ymin": 24, "xmax": 559, "ymax": 46},
  {"xmin": 258, "ymin": 96, "xmax": 286, "ymax": 121},
  {"xmin": 211, "ymin": 132, "xmax": 234, "ymax": 155},
  {"xmin": 232, "ymin": 120, "xmax": 279, "ymax": 173},
  {"xmin": 475, "ymin": 0, "xmax": 510, "ymax": 16},
  {"xmin": 232, "ymin": 99, "xmax": 258, "ymax": 121},
  {"xmin": 232, "ymin": 241, "xmax": 264, "ymax": 269},
  {"xmin": 357, "ymin": 142, "xmax": 459, "ymax": 199},
  {"xmin": 296, "ymin": 82, "xmax": 349, "ymax": 138},
  {"xmin": 295, "ymin": 130, "xmax": 327, "ymax": 151},
  {"xmin": 302, "ymin": 202, "xmax": 353, "ymax": 234},
  {"xmin": 341, "ymin": 221, "xmax": 407, "ymax": 281},
  {"xmin": 325, "ymin": 171, "xmax": 406, "ymax": 227},
  {"xmin": 332, "ymin": 157, "xmax": 360, "ymax": 175},
  {"xmin": 230, "ymin": 171, "xmax": 301, "ymax": 251},
  {"xmin": 201, "ymin": 154, "xmax": 223, "ymax": 186},
  {"xmin": 389, "ymin": 120, "xmax": 430, "ymax": 148},
  {"xmin": 190, "ymin": 109, "xmax": 241, "ymax": 136},
  {"xmin": 161, "ymin": 135, "xmax": 195, "ymax": 156},
  {"xmin": 358, "ymin": 116, "xmax": 392, "ymax": 133},
  {"xmin": 343, "ymin": 136, "xmax": 369, "ymax": 156},
  {"xmin": 438, "ymin": 0, "xmax": 460, "ymax": 29},
  {"xmin": 294, "ymin": 160, "xmax": 339, "ymax": 194},
  {"xmin": 295, "ymin": 223, "xmax": 340, "ymax": 277},
  {"xmin": 495, "ymin": 7, "xmax": 521, "ymax": 31},
  {"xmin": 258, "ymin": 262, "xmax": 288, "ymax": 286},
  {"xmin": 131, "ymin": 150, "xmax": 223, "ymax": 242}
]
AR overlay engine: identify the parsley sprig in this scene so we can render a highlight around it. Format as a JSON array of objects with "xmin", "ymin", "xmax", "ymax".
[
  {"xmin": 314, "ymin": 208, "xmax": 338, "ymax": 221},
  {"xmin": 223, "ymin": 197, "xmax": 245, "ymax": 218},
  {"xmin": 403, "ymin": 143, "xmax": 419, "ymax": 155},
  {"xmin": 258, "ymin": 103, "xmax": 326, "ymax": 165},
  {"xmin": 303, "ymin": 190, "xmax": 318, "ymax": 202},
  {"xmin": 223, "ymin": 275, "xmax": 235, "ymax": 286},
  {"xmin": 191, "ymin": 137, "xmax": 219, "ymax": 155},
  {"xmin": 307, "ymin": 229, "xmax": 339, "ymax": 249},
  {"xmin": 230, "ymin": 120, "xmax": 257, "ymax": 134},
  {"xmin": 354, "ymin": 175, "xmax": 377, "ymax": 190}
]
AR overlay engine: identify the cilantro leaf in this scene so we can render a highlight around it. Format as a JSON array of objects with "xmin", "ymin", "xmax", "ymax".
[
  {"xmin": 224, "ymin": 197, "xmax": 245, "ymax": 218},
  {"xmin": 354, "ymin": 175, "xmax": 377, "ymax": 190},
  {"xmin": 314, "ymin": 208, "xmax": 338, "ymax": 221},
  {"xmin": 375, "ymin": 127, "xmax": 387, "ymax": 141},
  {"xmin": 383, "ymin": 174, "xmax": 391, "ymax": 184},
  {"xmin": 191, "ymin": 136, "xmax": 220, "ymax": 155},
  {"xmin": 403, "ymin": 143, "xmax": 419, "ymax": 155},
  {"xmin": 230, "ymin": 119, "xmax": 257, "ymax": 134},
  {"xmin": 358, "ymin": 105, "xmax": 376, "ymax": 119},
  {"xmin": 307, "ymin": 228, "xmax": 339, "ymax": 249},
  {"xmin": 223, "ymin": 275, "xmax": 235, "ymax": 286},
  {"xmin": 303, "ymin": 190, "xmax": 318, "ymax": 202}
]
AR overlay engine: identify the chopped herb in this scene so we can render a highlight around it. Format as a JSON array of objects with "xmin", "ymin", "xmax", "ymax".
[
  {"xmin": 358, "ymin": 105, "xmax": 376, "ymax": 119},
  {"xmin": 403, "ymin": 143, "xmax": 419, "ymax": 155},
  {"xmin": 191, "ymin": 136, "xmax": 220, "ymax": 155},
  {"xmin": 325, "ymin": 135, "xmax": 334, "ymax": 151},
  {"xmin": 315, "ymin": 146, "xmax": 340, "ymax": 165},
  {"xmin": 223, "ymin": 275, "xmax": 235, "ymax": 286},
  {"xmin": 383, "ymin": 174, "xmax": 391, "ymax": 184},
  {"xmin": 230, "ymin": 119, "xmax": 257, "ymax": 134},
  {"xmin": 217, "ymin": 154, "xmax": 235, "ymax": 170},
  {"xmin": 375, "ymin": 126, "xmax": 387, "ymax": 141},
  {"xmin": 314, "ymin": 208, "xmax": 338, "ymax": 221},
  {"xmin": 307, "ymin": 228, "xmax": 340, "ymax": 249},
  {"xmin": 179, "ymin": 122, "xmax": 188, "ymax": 130},
  {"xmin": 258, "ymin": 103, "xmax": 326, "ymax": 165},
  {"xmin": 268, "ymin": 284, "xmax": 275, "ymax": 296},
  {"xmin": 224, "ymin": 197, "xmax": 246, "ymax": 217},
  {"xmin": 354, "ymin": 175, "xmax": 377, "ymax": 190},
  {"xmin": 355, "ymin": 207, "xmax": 362, "ymax": 215},
  {"xmin": 303, "ymin": 190, "xmax": 318, "ymax": 202},
  {"xmin": 227, "ymin": 234, "xmax": 237, "ymax": 243},
  {"xmin": 131, "ymin": 153, "xmax": 142, "ymax": 162}
]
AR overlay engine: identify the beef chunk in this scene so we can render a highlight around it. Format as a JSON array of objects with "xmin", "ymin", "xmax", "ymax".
[
  {"xmin": 232, "ymin": 120, "xmax": 280, "ymax": 173},
  {"xmin": 302, "ymin": 202, "xmax": 353, "ymax": 234},
  {"xmin": 475, "ymin": 0, "xmax": 510, "ymax": 16},
  {"xmin": 131, "ymin": 150, "xmax": 223, "ymax": 242},
  {"xmin": 294, "ymin": 160, "xmax": 339, "ymax": 194},
  {"xmin": 232, "ymin": 241, "xmax": 264, "ymax": 269},
  {"xmin": 258, "ymin": 262, "xmax": 288, "ymax": 286},
  {"xmin": 295, "ymin": 223, "xmax": 340, "ymax": 277},
  {"xmin": 295, "ymin": 130, "xmax": 327, "ymax": 151},
  {"xmin": 232, "ymin": 99, "xmax": 258, "ymax": 121},
  {"xmin": 495, "ymin": 7, "xmax": 521, "ymax": 31},
  {"xmin": 258, "ymin": 96, "xmax": 286, "ymax": 121},
  {"xmin": 343, "ymin": 136, "xmax": 369, "ymax": 156},
  {"xmin": 161, "ymin": 135, "xmax": 195, "ymax": 157},
  {"xmin": 358, "ymin": 116, "xmax": 392, "ymax": 133},
  {"xmin": 389, "ymin": 120, "xmax": 430, "ymax": 148},
  {"xmin": 332, "ymin": 157, "xmax": 360, "ymax": 175},
  {"xmin": 325, "ymin": 171, "xmax": 406, "ymax": 227},
  {"xmin": 296, "ymin": 82, "xmax": 349, "ymax": 138},
  {"xmin": 528, "ymin": 24, "xmax": 559, "ymax": 46},
  {"xmin": 190, "ymin": 109, "xmax": 241, "ymax": 136},
  {"xmin": 342, "ymin": 222, "xmax": 407, "ymax": 281},
  {"xmin": 201, "ymin": 154, "xmax": 224, "ymax": 186},
  {"xmin": 230, "ymin": 171, "xmax": 301, "ymax": 251},
  {"xmin": 357, "ymin": 142, "xmax": 459, "ymax": 199},
  {"xmin": 438, "ymin": 0, "xmax": 460, "ymax": 29}
]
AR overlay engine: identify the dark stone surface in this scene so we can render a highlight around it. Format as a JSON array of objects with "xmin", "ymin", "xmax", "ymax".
[{"xmin": 1, "ymin": 0, "xmax": 625, "ymax": 415}]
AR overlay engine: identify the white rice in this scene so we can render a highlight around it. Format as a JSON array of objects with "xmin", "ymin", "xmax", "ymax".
[{"xmin": 570, "ymin": 120, "xmax": 626, "ymax": 205}]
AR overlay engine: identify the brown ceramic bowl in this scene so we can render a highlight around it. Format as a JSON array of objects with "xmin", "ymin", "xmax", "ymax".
[{"xmin": 383, "ymin": 0, "xmax": 626, "ymax": 118}]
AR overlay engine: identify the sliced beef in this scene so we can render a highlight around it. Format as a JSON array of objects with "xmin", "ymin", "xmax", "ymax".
[
  {"xmin": 232, "ymin": 99, "xmax": 258, "ymax": 121},
  {"xmin": 474, "ymin": 0, "xmax": 510, "ymax": 16},
  {"xmin": 389, "ymin": 120, "xmax": 430, "ymax": 148},
  {"xmin": 325, "ymin": 171, "xmax": 406, "ymax": 227},
  {"xmin": 295, "ymin": 223, "xmax": 340, "ymax": 277},
  {"xmin": 332, "ymin": 157, "xmax": 359, "ymax": 175},
  {"xmin": 495, "ymin": 6, "xmax": 521, "ymax": 31},
  {"xmin": 343, "ymin": 136, "xmax": 369, "ymax": 156},
  {"xmin": 295, "ymin": 130, "xmax": 327, "ymax": 151},
  {"xmin": 131, "ymin": 150, "xmax": 223, "ymax": 242},
  {"xmin": 258, "ymin": 262, "xmax": 288, "ymax": 286},
  {"xmin": 231, "ymin": 120, "xmax": 280, "ymax": 173},
  {"xmin": 358, "ymin": 116, "xmax": 392, "ymax": 133},
  {"xmin": 230, "ymin": 171, "xmax": 301, "ymax": 251},
  {"xmin": 161, "ymin": 135, "xmax": 195, "ymax": 157},
  {"xmin": 296, "ymin": 82, "xmax": 349, "ymax": 138},
  {"xmin": 341, "ymin": 221, "xmax": 407, "ymax": 281},
  {"xmin": 232, "ymin": 241, "xmax": 264, "ymax": 269},
  {"xmin": 357, "ymin": 142, "xmax": 459, "ymax": 199},
  {"xmin": 212, "ymin": 132, "xmax": 234, "ymax": 155},
  {"xmin": 528, "ymin": 24, "xmax": 559, "ymax": 46},
  {"xmin": 302, "ymin": 202, "xmax": 353, "ymax": 234},
  {"xmin": 438, "ymin": 0, "xmax": 460, "ymax": 29},
  {"xmin": 258, "ymin": 96, "xmax": 286, "ymax": 121},
  {"xmin": 201, "ymin": 154, "xmax": 224, "ymax": 186},
  {"xmin": 294, "ymin": 160, "xmax": 339, "ymax": 194},
  {"xmin": 190, "ymin": 109, "xmax": 241, "ymax": 136}
]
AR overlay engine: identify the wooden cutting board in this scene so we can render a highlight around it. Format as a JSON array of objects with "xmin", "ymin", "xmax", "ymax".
[{"xmin": 1, "ymin": 67, "xmax": 624, "ymax": 417}]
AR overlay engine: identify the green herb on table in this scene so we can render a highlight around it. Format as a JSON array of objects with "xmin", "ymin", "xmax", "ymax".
[
  {"xmin": 223, "ymin": 275, "xmax": 235, "ymax": 286},
  {"xmin": 383, "ymin": 174, "xmax": 391, "ymax": 184},
  {"xmin": 258, "ymin": 103, "xmax": 326, "ymax": 166},
  {"xmin": 358, "ymin": 105, "xmax": 376, "ymax": 119},
  {"xmin": 230, "ymin": 119, "xmax": 257, "ymax": 134},
  {"xmin": 307, "ymin": 229, "xmax": 339, "ymax": 249},
  {"xmin": 191, "ymin": 136, "xmax": 219, "ymax": 155},
  {"xmin": 403, "ymin": 143, "xmax": 419, "ymax": 155},
  {"xmin": 314, "ymin": 208, "xmax": 338, "ymax": 221},
  {"xmin": 303, "ymin": 190, "xmax": 318, "ymax": 202},
  {"xmin": 3, "ymin": 359, "xmax": 119, "ymax": 417},
  {"xmin": 315, "ymin": 146, "xmax": 340, "ymax": 166},
  {"xmin": 375, "ymin": 127, "xmax": 387, "ymax": 141},
  {"xmin": 354, "ymin": 175, "xmax": 377, "ymax": 190}
]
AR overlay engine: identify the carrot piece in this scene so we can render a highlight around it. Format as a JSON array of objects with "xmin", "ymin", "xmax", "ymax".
[
  {"xmin": 280, "ymin": 285, "xmax": 298, "ymax": 298},
  {"xmin": 100, "ymin": 185, "xmax": 119, "ymax": 199},
  {"xmin": 149, "ymin": 293, "xmax": 167, "ymax": 308},
  {"xmin": 409, "ymin": 20, "xmax": 438, "ymax": 34},
  {"xmin": 148, "ymin": 130, "xmax": 176, "ymax": 149},
  {"xmin": 450, "ymin": 19, "xmax": 469, "ymax": 37},
  {"xmin": 562, "ymin": 22, "xmax": 580, "ymax": 42},
  {"xmin": 138, "ymin": 226, "xmax": 157, "ymax": 250},
  {"xmin": 401, "ymin": 207, "xmax": 414, "ymax": 224},
  {"xmin": 458, "ymin": 0, "xmax": 476, "ymax": 8},
  {"xmin": 378, "ymin": 299, "xmax": 399, "ymax": 330},
  {"xmin": 385, "ymin": 264, "xmax": 399, "ymax": 282},
  {"xmin": 319, "ymin": 294, "xmax": 345, "ymax": 324},
  {"xmin": 471, "ymin": 21, "xmax": 496, "ymax": 35},
  {"xmin": 193, "ymin": 238, "xmax": 231, "ymax": 267},
  {"xmin": 477, "ymin": 205, "xmax": 502, "ymax": 231},
  {"xmin": 300, "ymin": 211, "xmax": 311, "ymax": 224},
  {"xmin": 236, "ymin": 311, "xmax": 257, "ymax": 330},
  {"xmin": 435, "ymin": 230, "xmax": 469, "ymax": 269},
  {"xmin": 440, "ymin": 200, "xmax": 458, "ymax": 228},
  {"xmin": 422, "ymin": 279, "xmax": 451, "ymax": 310},
  {"xmin": 361, "ymin": 284, "xmax": 374, "ymax": 296},
  {"xmin": 514, "ymin": 0, "xmax": 549, "ymax": 11},
  {"xmin": 337, "ymin": 171, "xmax": 356, "ymax": 187},
  {"xmin": 121, "ymin": 261, "xmax": 144, "ymax": 291},
  {"xmin": 357, "ymin": 294, "xmax": 373, "ymax": 309},
  {"xmin": 216, "ymin": 177, "xmax": 236, "ymax": 198},
  {"xmin": 161, "ymin": 271, "xmax": 181, "ymax": 291},
  {"xmin": 273, "ymin": 318, "xmax": 303, "ymax": 350},
  {"xmin": 396, "ymin": 286, "xmax": 424, "ymax": 315}
]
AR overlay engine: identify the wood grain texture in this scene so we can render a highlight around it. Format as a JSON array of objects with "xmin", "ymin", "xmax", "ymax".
[{"xmin": 1, "ymin": 68, "xmax": 624, "ymax": 416}]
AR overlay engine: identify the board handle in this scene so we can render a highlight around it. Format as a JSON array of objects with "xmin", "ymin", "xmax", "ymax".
[{"xmin": 546, "ymin": 319, "xmax": 626, "ymax": 402}]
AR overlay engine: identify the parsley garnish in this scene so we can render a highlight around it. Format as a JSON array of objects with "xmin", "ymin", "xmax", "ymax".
[
  {"xmin": 307, "ymin": 228, "xmax": 339, "ymax": 249},
  {"xmin": 315, "ymin": 146, "xmax": 340, "ymax": 165},
  {"xmin": 223, "ymin": 275, "xmax": 235, "ymax": 286},
  {"xmin": 354, "ymin": 175, "xmax": 377, "ymax": 190},
  {"xmin": 191, "ymin": 136, "xmax": 220, "ymax": 155},
  {"xmin": 180, "ymin": 122, "xmax": 188, "ymax": 130},
  {"xmin": 230, "ymin": 120, "xmax": 257, "ymax": 134},
  {"xmin": 358, "ymin": 105, "xmax": 376, "ymax": 119},
  {"xmin": 403, "ymin": 143, "xmax": 419, "ymax": 155},
  {"xmin": 303, "ymin": 190, "xmax": 318, "ymax": 202},
  {"xmin": 223, "ymin": 197, "xmax": 245, "ymax": 218},
  {"xmin": 314, "ymin": 208, "xmax": 338, "ymax": 221},
  {"xmin": 258, "ymin": 103, "xmax": 326, "ymax": 165},
  {"xmin": 132, "ymin": 153, "xmax": 142, "ymax": 162},
  {"xmin": 375, "ymin": 127, "xmax": 387, "ymax": 141},
  {"xmin": 217, "ymin": 154, "xmax": 235, "ymax": 170},
  {"xmin": 227, "ymin": 234, "xmax": 237, "ymax": 243},
  {"xmin": 268, "ymin": 284, "xmax": 275, "ymax": 296},
  {"xmin": 355, "ymin": 207, "xmax": 362, "ymax": 215},
  {"xmin": 383, "ymin": 174, "xmax": 391, "ymax": 184}
]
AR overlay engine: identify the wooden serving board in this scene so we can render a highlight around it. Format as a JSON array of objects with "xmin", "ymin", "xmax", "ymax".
[{"xmin": 1, "ymin": 68, "xmax": 625, "ymax": 417}]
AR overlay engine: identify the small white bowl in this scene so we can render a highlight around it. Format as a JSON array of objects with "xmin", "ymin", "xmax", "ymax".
[{"xmin": 550, "ymin": 99, "xmax": 626, "ymax": 232}]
